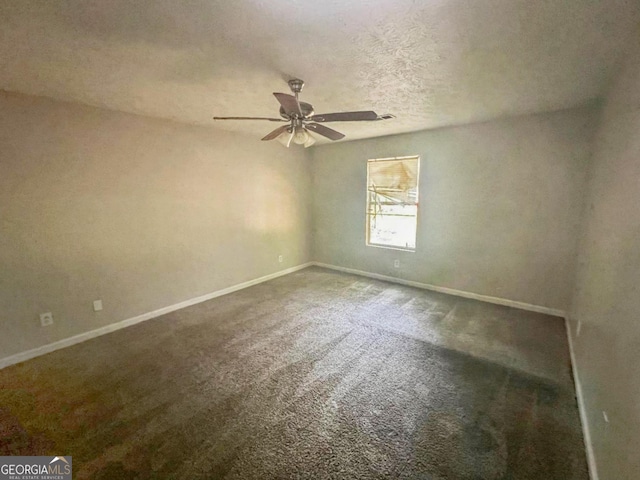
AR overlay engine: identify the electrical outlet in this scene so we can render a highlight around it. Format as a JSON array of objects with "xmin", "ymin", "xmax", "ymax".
[
  {"xmin": 93, "ymin": 300, "xmax": 103, "ymax": 312},
  {"xmin": 394, "ymin": 259, "xmax": 400, "ymax": 268},
  {"xmin": 278, "ymin": 255, "xmax": 283, "ymax": 263},
  {"xmin": 40, "ymin": 312, "xmax": 53, "ymax": 327}
]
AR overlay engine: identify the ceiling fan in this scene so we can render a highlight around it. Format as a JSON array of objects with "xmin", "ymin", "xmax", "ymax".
[{"xmin": 213, "ymin": 79, "xmax": 394, "ymax": 147}]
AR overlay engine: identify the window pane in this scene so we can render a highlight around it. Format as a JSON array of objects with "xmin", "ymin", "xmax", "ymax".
[{"xmin": 368, "ymin": 205, "xmax": 417, "ymax": 249}]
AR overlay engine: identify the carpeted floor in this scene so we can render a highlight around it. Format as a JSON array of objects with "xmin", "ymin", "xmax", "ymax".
[{"xmin": 0, "ymin": 267, "xmax": 588, "ymax": 479}]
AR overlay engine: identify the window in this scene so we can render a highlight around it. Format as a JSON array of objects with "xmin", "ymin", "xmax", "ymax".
[{"xmin": 366, "ymin": 156, "xmax": 420, "ymax": 250}]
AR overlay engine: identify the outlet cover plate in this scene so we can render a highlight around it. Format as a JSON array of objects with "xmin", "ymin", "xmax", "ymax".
[{"xmin": 40, "ymin": 312, "xmax": 53, "ymax": 327}]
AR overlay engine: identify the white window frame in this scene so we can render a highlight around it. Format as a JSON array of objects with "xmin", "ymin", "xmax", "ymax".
[{"xmin": 365, "ymin": 155, "xmax": 420, "ymax": 252}]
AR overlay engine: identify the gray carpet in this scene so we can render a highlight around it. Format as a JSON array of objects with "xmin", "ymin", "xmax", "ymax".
[{"xmin": 0, "ymin": 267, "xmax": 588, "ymax": 479}]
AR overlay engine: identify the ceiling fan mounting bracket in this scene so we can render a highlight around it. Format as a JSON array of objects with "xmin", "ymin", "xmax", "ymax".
[{"xmin": 288, "ymin": 78, "xmax": 304, "ymax": 94}]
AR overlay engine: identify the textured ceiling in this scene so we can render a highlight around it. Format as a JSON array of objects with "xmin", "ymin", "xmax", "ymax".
[{"xmin": 1, "ymin": 0, "xmax": 638, "ymax": 143}]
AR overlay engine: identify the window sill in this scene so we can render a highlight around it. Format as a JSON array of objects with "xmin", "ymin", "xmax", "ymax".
[{"xmin": 366, "ymin": 243, "xmax": 416, "ymax": 253}]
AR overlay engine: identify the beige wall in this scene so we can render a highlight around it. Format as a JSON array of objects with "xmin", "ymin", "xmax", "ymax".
[
  {"xmin": 0, "ymin": 91, "xmax": 311, "ymax": 358},
  {"xmin": 568, "ymin": 36, "xmax": 640, "ymax": 480},
  {"xmin": 311, "ymin": 107, "xmax": 598, "ymax": 311}
]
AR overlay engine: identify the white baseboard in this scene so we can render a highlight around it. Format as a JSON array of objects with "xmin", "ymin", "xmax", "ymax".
[
  {"xmin": 312, "ymin": 262, "xmax": 566, "ymax": 318},
  {"xmin": 0, "ymin": 262, "xmax": 313, "ymax": 370},
  {"xmin": 565, "ymin": 317, "xmax": 599, "ymax": 480}
]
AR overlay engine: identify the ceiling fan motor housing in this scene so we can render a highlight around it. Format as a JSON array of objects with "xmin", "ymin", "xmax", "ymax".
[{"xmin": 279, "ymin": 102, "xmax": 314, "ymax": 119}]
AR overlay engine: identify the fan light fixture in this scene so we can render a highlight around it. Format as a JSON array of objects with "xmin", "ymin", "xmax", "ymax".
[
  {"xmin": 276, "ymin": 129, "xmax": 294, "ymax": 148},
  {"xmin": 293, "ymin": 127, "xmax": 308, "ymax": 145},
  {"xmin": 303, "ymin": 132, "xmax": 316, "ymax": 148},
  {"xmin": 276, "ymin": 127, "xmax": 316, "ymax": 148}
]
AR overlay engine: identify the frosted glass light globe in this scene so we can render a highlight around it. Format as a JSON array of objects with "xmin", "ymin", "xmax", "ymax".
[{"xmin": 292, "ymin": 127, "xmax": 309, "ymax": 145}]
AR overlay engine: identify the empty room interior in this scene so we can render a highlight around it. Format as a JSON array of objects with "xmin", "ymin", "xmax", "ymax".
[{"xmin": 1, "ymin": 1, "xmax": 639, "ymax": 479}]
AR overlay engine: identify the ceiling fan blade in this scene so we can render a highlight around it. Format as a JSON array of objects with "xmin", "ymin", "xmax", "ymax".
[
  {"xmin": 213, "ymin": 116, "xmax": 286, "ymax": 122},
  {"xmin": 309, "ymin": 111, "xmax": 379, "ymax": 122},
  {"xmin": 273, "ymin": 93, "xmax": 303, "ymax": 117},
  {"xmin": 261, "ymin": 125, "xmax": 290, "ymax": 141},
  {"xmin": 305, "ymin": 123, "xmax": 345, "ymax": 141}
]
